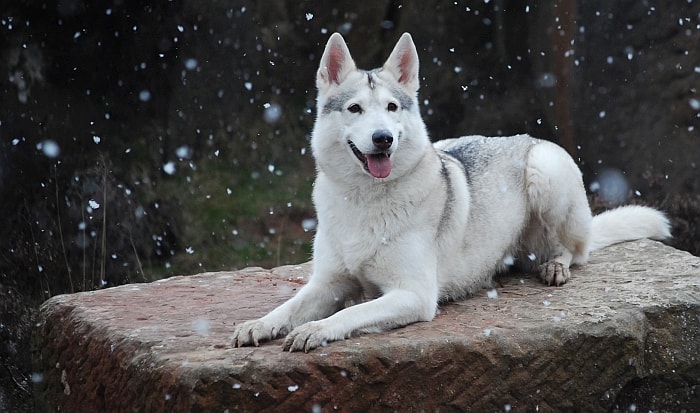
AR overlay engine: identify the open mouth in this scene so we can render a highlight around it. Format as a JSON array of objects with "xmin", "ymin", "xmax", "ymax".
[{"xmin": 348, "ymin": 140, "xmax": 392, "ymax": 179}]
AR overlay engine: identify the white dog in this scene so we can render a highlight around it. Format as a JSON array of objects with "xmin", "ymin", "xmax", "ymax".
[{"xmin": 233, "ymin": 32, "xmax": 671, "ymax": 352}]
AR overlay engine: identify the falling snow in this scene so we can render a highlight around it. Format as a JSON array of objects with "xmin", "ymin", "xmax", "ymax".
[
  {"xmin": 503, "ymin": 255, "xmax": 515, "ymax": 266},
  {"xmin": 263, "ymin": 102, "xmax": 282, "ymax": 123},
  {"xmin": 192, "ymin": 318, "xmax": 211, "ymax": 335},
  {"xmin": 176, "ymin": 145, "xmax": 193, "ymax": 159},
  {"xmin": 39, "ymin": 140, "xmax": 60, "ymax": 158},
  {"xmin": 184, "ymin": 58, "xmax": 198, "ymax": 70},
  {"xmin": 302, "ymin": 218, "xmax": 317, "ymax": 232},
  {"xmin": 163, "ymin": 162, "xmax": 176, "ymax": 175},
  {"xmin": 689, "ymin": 98, "xmax": 700, "ymax": 110}
]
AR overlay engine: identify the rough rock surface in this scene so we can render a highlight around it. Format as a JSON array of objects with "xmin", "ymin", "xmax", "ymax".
[{"xmin": 34, "ymin": 240, "xmax": 700, "ymax": 412}]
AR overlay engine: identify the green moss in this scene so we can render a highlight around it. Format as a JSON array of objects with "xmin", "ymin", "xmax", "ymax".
[{"xmin": 146, "ymin": 156, "xmax": 315, "ymax": 277}]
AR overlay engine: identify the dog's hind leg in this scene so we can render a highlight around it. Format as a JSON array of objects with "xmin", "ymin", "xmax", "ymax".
[
  {"xmin": 538, "ymin": 244, "xmax": 573, "ymax": 286},
  {"xmin": 525, "ymin": 141, "xmax": 593, "ymax": 286}
]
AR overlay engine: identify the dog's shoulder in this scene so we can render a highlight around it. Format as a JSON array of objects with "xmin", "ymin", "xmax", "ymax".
[{"xmin": 434, "ymin": 134, "xmax": 538, "ymax": 181}]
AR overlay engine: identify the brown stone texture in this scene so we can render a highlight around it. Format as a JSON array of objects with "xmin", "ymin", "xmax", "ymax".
[{"xmin": 34, "ymin": 240, "xmax": 700, "ymax": 412}]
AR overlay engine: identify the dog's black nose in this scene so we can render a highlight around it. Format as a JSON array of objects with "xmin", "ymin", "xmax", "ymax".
[{"xmin": 372, "ymin": 130, "xmax": 393, "ymax": 150}]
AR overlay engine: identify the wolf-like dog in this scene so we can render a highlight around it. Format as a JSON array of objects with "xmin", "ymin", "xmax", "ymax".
[{"xmin": 233, "ymin": 32, "xmax": 671, "ymax": 352}]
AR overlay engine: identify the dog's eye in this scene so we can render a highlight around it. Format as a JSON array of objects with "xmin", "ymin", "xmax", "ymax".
[
  {"xmin": 347, "ymin": 104, "xmax": 362, "ymax": 114},
  {"xmin": 387, "ymin": 102, "xmax": 398, "ymax": 112}
]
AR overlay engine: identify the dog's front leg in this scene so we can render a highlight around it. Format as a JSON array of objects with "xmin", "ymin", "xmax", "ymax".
[
  {"xmin": 232, "ymin": 277, "xmax": 353, "ymax": 347},
  {"xmin": 283, "ymin": 287, "xmax": 436, "ymax": 352}
]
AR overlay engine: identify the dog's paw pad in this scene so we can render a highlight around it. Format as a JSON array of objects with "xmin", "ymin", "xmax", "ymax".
[{"xmin": 538, "ymin": 261, "xmax": 570, "ymax": 286}]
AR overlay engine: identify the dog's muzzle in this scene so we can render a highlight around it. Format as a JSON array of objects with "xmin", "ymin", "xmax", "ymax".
[{"xmin": 348, "ymin": 131, "xmax": 393, "ymax": 179}]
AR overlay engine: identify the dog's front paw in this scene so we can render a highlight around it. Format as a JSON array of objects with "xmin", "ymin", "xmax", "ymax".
[
  {"xmin": 283, "ymin": 321, "xmax": 337, "ymax": 353},
  {"xmin": 539, "ymin": 261, "xmax": 570, "ymax": 286},
  {"xmin": 232, "ymin": 319, "xmax": 285, "ymax": 348}
]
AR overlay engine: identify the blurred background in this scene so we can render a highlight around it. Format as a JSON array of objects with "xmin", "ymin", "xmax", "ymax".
[{"xmin": 1, "ymin": 1, "xmax": 699, "ymax": 410}]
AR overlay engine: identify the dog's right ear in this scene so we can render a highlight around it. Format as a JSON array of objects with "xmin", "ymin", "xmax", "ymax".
[
  {"xmin": 383, "ymin": 33, "xmax": 420, "ymax": 93},
  {"xmin": 317, "ymin": 33, "xmax": 357, "ymax": 90}
]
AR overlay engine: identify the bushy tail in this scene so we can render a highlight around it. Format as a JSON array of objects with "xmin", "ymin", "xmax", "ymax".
[{"xmin": 590, "ymin": 205, "xmax": 671, "ymax": 250}]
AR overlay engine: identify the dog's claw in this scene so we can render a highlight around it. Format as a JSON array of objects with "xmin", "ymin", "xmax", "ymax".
[
  {"xmin": 282, "ymin": 321, "xmax": 332, "ymax": 353},
  {"xmin": 538, "ymin": 261, "xmax": 570, "ymax": 286},
  {"xmin": 232, "ymin": 320, "xmax": 281, "ymax": 348}
]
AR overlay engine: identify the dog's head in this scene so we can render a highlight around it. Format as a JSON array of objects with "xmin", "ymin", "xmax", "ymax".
[{"xmin": 311, "ymin": 32, "xmax": 430, "ymax": 182}]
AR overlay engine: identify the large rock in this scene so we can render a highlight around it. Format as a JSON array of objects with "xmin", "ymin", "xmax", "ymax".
[{"xmin": 34, "ymin": 240, "xmax": 700, "ymax": 412}]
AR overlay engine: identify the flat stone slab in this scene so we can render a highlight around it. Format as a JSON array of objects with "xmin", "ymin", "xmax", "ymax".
[{"xmin": 34, "ymin": 240, "xmax": 700, "ymax": 412}]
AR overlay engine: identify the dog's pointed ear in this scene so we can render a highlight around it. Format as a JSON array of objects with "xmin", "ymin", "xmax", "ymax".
[
  {"xmin": 383, "ymin": 33, "xmax": 420, "ymax": 92},
  {"xmin": 317, "ymin": 33, "xmax": 357, "ymax": 90}
]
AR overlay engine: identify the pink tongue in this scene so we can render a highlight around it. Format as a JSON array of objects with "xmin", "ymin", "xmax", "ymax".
[{"xmin": 367, "ymin": 154, "xmax": 392, "ymax": 178}]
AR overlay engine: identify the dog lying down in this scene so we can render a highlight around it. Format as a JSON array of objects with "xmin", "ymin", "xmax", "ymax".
[{"xmin": 232, "ymin": 32, "xmax": 671, "ymax": 352}]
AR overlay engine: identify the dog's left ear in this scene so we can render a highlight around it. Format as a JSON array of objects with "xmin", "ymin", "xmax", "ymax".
[{"xmin": 383, "ymin": 33, "xmax": 420, "ymax": 92}]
